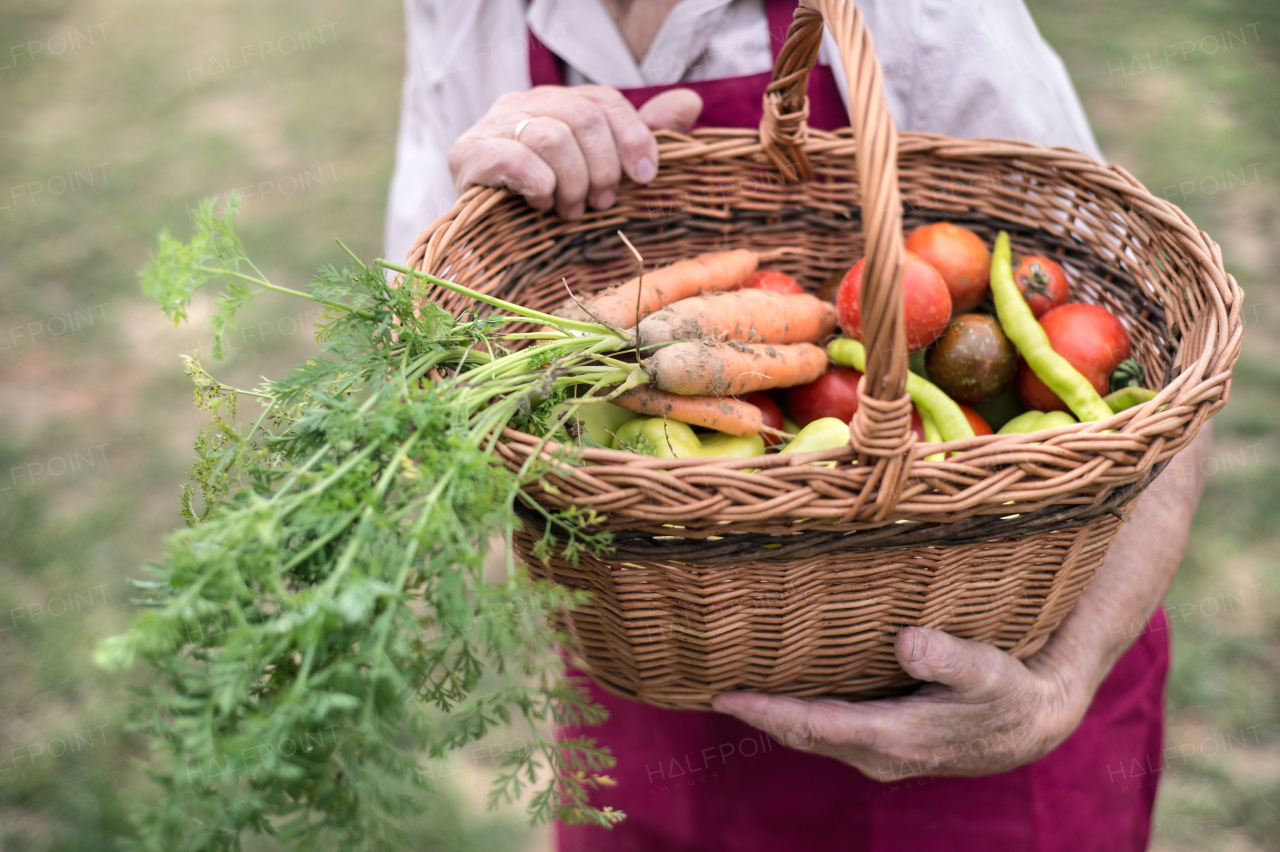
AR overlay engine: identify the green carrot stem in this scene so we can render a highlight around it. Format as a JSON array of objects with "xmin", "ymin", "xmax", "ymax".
[{"xmin": 379, "ymin": 260, "xmax": 632, "ymax": 340}]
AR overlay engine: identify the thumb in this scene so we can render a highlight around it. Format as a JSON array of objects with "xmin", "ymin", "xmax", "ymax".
[
  {"xmin": 895, "ymin": 626, "xmax": 1018, "ymax": 699},
  {"xmin": 638, "ymin": 88, "xmax": 703, "ymax": 133}
]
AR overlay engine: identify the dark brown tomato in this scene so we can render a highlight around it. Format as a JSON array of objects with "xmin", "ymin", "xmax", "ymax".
[{"xmin": 924, "ymin": 313, "xmax": 1017, "ymax": 405}]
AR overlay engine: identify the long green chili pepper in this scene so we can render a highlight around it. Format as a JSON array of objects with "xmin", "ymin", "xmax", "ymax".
[
  {"xmin": 990, "ymin": 232, "xmax": 1113, "ymax": 422},
  {"xmin": 826, "ymin": 338, "xmax": 974, "ymax": 442},
  {"xmin": 918, "ymin": 406, "xmax": 946, "ymax": 461},
  {"xmin": 997, "ymin": 409, "xmax": 1077, "ymax": 435}
]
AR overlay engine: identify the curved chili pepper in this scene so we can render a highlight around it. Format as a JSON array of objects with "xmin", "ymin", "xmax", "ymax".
[
  {"xmin": 918, "ymin": 406, "xmax": 946, "ymax": 461},
  {"xmin": 990, "ymin": 232, "xmax": 1113, "ymax": 422},
  {"xmin": 1103, "ymin": 385, "xmax": 1159, "ymax": 413},
  {"xmin": 826, "ymin": 338, "xmax": 975, "ymax": 442},
  {"xmin": 996, "ymin": 409, "xmax": 1077, "ymax": 435}
]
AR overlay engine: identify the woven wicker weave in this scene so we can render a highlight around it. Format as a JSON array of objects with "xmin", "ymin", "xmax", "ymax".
[{"xmin": 404, "ymin": 0, "xmax": 1242, "ymax": 709}]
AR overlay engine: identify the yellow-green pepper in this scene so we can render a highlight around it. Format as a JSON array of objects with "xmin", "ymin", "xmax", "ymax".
[
  {"xmin": 780, "ymin": 417, "xmax": 851, "ymax": 455},
  {"xmin": 612, "ymin": 417, "xmax": 764, "ymax": 458},
  {"xmin": 552, "ymin": 399, "xmax": 635, "ymax": 447},
  {"xmin": 918, "ymin": 405, "xmax": 945, "ymax": 461}
]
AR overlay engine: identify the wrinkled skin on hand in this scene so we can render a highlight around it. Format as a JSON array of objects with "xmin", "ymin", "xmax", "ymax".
[
  {"xmin": 448, "ymin": 86, "xmax": 701, "ymax": 219},
  {"xmin": 715, "ymin": 626, "xmax": 1080, "ymax": 782},
  {"xmin": 715, "ymin": 427, "xmax": 1212, "ymax": 782}
]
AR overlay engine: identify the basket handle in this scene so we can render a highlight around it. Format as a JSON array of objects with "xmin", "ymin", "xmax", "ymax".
[{"xmin": 761, "ymin": 0, "xmax": 913, "ymax": 515}]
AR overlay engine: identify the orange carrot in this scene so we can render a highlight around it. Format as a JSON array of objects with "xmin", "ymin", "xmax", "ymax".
[
  {"xmin": 647, "ymin": 341, "xmax": 827, "ymax": 397},
  {"xmin": 556, "ymin": 249, "xmax": 758, "ymax": 329},
  {"xmin": 637, "ymin": 289, "xmax": 837, "ymax": 349},
  {"xmin": 613, "ymin": 386, "xmax": 764, "ymax": 437}
]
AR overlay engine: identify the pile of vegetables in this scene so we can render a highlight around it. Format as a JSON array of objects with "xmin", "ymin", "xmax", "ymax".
[
  {"xmin": 101, "ymin": 196, "xmax": 1156, "ymax": 852},
  {"xmin": 564, "ymin": 222, "xmax": 1155, "ymax": 464}
]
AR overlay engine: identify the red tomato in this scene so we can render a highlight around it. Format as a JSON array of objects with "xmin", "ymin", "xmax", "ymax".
[
  {"xmin": 1014, "ymin": 255, "xmax": 1070, "ymax": 318},
  {"xmin": 741, "ymin": 392, "xmax": 785, "ymax": 446},
  {"xmin": 1015, "ymin": 304, "xmax": 1132, "ymax": 412},
  {"xmin": 785, "ymin": 366, "xmax": 863, "ymax": 427},
  {"xmin": 958, "ymin": 404, "xmax": 994, "ymax": 436},
  {"xmin": 737, "ymin": 270, "xmax": 805, "ymax": 295},
  {"xmin": 904, "ymin": 222, "xmax": 991, "ymax": 313},
  {"xmin": 910, "ymin": 407, "xmax": 925, "ymax": 442},
  {"xmin": 836, "ymin": 253, "xmax": 952, "ymax": 353}
]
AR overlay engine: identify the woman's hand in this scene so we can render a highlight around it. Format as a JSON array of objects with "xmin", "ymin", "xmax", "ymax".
[
  {"xmin": 713, "ymin": 627, "xmax": 1085, "ymax": 782},
  {"xmin": 448, "ymin": 86, "xmax": 702, "ymax": 219},
  {"xmin": 714, "ymin": 427, "xmax": 1212, "ymax": 781}
]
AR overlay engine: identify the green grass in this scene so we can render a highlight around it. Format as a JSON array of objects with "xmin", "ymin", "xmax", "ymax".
[
  {"xmin": 1030, "ymin": 1, "xmax": 1280, "ymax": 848},
  {"xmin": 1, "ymin": 0, "xmax": 1277, "ymax": 849},
  {"xmin": 0, "ymin": 1, "xmax": 535, "ymax": 849}
]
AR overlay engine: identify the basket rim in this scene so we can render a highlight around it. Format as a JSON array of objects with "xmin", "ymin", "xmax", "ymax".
[{"xmin": 409, "ymin": 127, "xmax": 1242, "ymax": 538}]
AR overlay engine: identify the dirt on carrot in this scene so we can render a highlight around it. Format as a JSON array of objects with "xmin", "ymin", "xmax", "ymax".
[
  {"xmin": 646, "ymin": 341, "xmax": 827, "ymax": 397},
  {"xmin": 555, "ymin": 249, "xmax": 758, "ymax": 329},
  {"xmin": 613, "ymin": 385, "xmax": 764, "ymax": 436},
  {"xmin": 637, "ymin": 289, "xmax": 837, "ymax": 349}
]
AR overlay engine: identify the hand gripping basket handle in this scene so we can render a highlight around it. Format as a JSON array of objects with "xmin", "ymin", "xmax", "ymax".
[{"xmin": 761, "ymin": 0, "xmax": 914, "ymax": 513}]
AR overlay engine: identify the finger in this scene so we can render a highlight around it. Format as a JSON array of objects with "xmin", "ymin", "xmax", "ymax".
[
  {"xmin": 712, "ymin": 691, "xmax": 902, "ymax": 762},
  {"xmin": 638, "ymin": 87, "xmax": 703, "ymax": 133},
  {"xmin": 514, "ymin": 116, "xmax": 591, "ymax": 218},
  {"xmin": 449, "ymin": 137, "xmax": 557, "ymax": 211},
  {"xmin": 895, "ymin": 627, "xmax": 1020, "ymax": 700},
  {"xmin": 712, "ymin": 693, "xmax": 824, "ymax": 751},
  {"xmin": 576, "ymin": 86, "xmax": 661, "ymax": 184},
  {"xmin": 520, "ymin": 92, "xmax": 622, "ymax": 211}
]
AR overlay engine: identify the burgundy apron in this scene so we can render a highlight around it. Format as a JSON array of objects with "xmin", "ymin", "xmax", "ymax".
[
  {"xmin": 528, "ymin": 0, "xmax": 847, "ymax": 131},
  {"xmin": 529, "ymin": 4, "xmax": 1170, "ymax": 849}
]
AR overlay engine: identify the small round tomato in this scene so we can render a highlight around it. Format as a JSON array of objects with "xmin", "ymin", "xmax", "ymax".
[
  {"xmin": 836, "ymin": 253, "xmax": 952, "ymax": 353},
  {"xmin": 1015, "ymin": 303, "xmax": 1132, "ymax": 412},
  {"xmin": 785, "ymin": 366, "xmax": 863, "ymax": 427},
  {"xmin": 742, "ymin": 392, "xmax": 785, "ymax": 446},
  {"xmin": 1014, "ymin": 255, "xmax": 1070, "ymax": 318},
  {"xmin": 737, "ymin": 270, "xmax": 805, "ymax": 295},
  {"xmin": 904, "ymin": 222, "xmax": 991, "ymax": 313},
  {"xmin": 958, "ymin": 404, "xmax": 994, "ymax": 436}
]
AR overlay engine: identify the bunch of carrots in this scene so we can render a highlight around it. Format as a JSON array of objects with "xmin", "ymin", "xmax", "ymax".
[{"xmin": 553, "ymin": 247, "xmax": 833, "ymax": 453}]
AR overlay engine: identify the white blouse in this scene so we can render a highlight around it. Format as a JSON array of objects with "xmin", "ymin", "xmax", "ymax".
[{"xmin": 384, "ymin": 0, "xmax": 1101, "ymax": 263}]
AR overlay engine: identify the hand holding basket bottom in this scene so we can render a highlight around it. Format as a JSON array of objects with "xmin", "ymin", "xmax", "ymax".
[{"xmin": 714, "ymin": 429, "xmax": 1212, "ymax": 779}]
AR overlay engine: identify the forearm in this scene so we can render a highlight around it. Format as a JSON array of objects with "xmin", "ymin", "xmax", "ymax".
[{"xmin": 1032, "ymin": 423, "xmax": 1213, "ymax": 703}]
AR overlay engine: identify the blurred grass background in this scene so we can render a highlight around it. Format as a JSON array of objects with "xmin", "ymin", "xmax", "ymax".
[{"xmin": 0, "ymin": 0, "xmax": 1276, "ymax": 849}]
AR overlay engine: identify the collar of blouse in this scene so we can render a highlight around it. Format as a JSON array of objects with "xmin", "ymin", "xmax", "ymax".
[{"xmin": 527, "ymin": 0, "xmax": 775, "ymax": 87}]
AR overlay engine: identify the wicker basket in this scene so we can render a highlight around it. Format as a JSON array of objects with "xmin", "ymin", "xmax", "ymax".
[{"xmin": 404, "ymin": 0, "xmax": 1242, "ymax": 709}]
